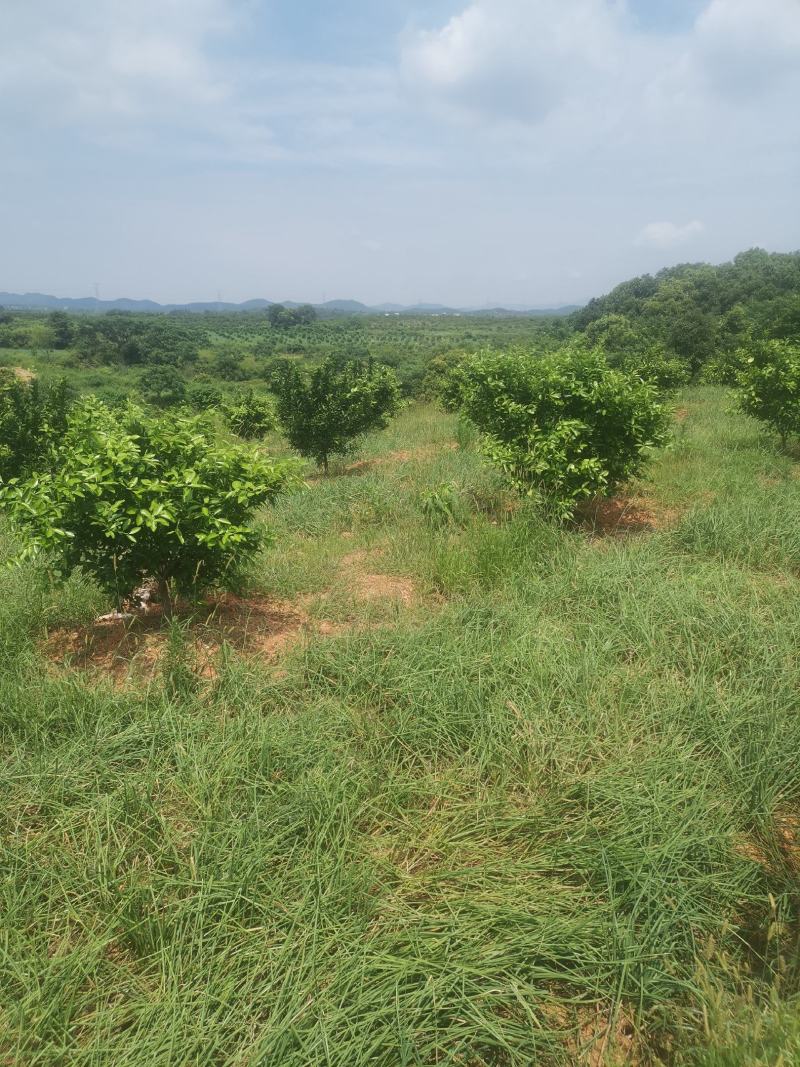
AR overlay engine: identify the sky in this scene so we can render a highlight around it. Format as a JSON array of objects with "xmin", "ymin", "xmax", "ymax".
[{"xmin": 1, "ymin": 0, "xmax": 798, "ymax": 308}]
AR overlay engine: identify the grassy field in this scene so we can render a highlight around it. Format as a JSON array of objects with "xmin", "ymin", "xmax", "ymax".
[{"xmin": 2, "ymin": 387, "xmax": 800, "ymax": 1065}]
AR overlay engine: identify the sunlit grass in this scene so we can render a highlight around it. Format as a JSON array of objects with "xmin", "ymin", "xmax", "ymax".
[{"xmin": 1, "ymin": 388, "xmax": 799, "ymax": 1064}]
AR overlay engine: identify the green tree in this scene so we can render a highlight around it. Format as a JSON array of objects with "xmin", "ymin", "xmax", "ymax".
[
  {"xmin": 0, "ymin": 374, "xmax": 70, "ymax": 482},
  {"xmin": 736, "ymin": 339, "xmax": 800, "ymax": 447},
  {"xmin": 213, "ymin": 349, "xmax": 246, "ymax": 381},
  {"xmin": 274, "ymin": 358, "xmax": 400, "ymax": 472},
  {"xmin": 26, "ymin": 321, "xmax": 56, "ymax": 354},
  {"xmin": 48, "ymin": 311, "xmax": 74, "ymax": 350},
  {"xmin": 267, "ymin": 303, "xmax": 317, "ymax": 328},
  {"xmin": 139, "ymin": 364, "xmax": 186, "ymax": 408},
  {"xmin": 0, "ymin": 400, "xmax": 293, "ymax": 613},
  {"xmin": 267, "ymin": 304, "xmax": 296, "ymax": 329},
  {"xmin": 223, "ymin": 389, "xmax": 276, "ymax": 439},
  {"xmin": 186, "ymin": 379, "xmax": 223, "ymax": 411},
  {"xmin": 459, "ymin": 346, "xmax": 669, "ymax": 518}
]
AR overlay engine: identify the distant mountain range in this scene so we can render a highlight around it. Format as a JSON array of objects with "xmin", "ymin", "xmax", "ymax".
[{"xmin": 0, "ymin": 291, "xmax": 579, "ymax": 318}]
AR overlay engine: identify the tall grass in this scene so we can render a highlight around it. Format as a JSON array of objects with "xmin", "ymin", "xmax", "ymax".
[{"xmin": 1, "ymin": 390, "xmax": 799, "ymax": 1065}]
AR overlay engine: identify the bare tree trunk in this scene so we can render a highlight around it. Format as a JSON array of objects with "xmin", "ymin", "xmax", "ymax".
[{"xmin": 158, "ymin": 578, "xmax": 173, "ymax": 620}]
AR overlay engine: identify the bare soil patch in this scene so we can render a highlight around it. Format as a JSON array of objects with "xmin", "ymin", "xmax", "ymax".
[
  {"xmin": 42, "ymin": 553, "xmax": 421, "ymax": 685},
  {"xmin": 339, "ymin": 548, "xmax": 418, "ymax": 605},
  {"xmin": 309, "ymin": 445, "xmax": 449, "ymax": 481},
  {"xmin": 43, "ymin": 593, "xmax": 313, "ymax": 686},
  {"xmin": 578, "ymin": 495, "xmax": 681, "ymax": 537},
  {"xmin": 734, "ymin": 811, "xmax": 800, "ymax": 875},
  {"xmin": 546, "ymin": 1002, "xmax": 640, "ymax": 1066}
]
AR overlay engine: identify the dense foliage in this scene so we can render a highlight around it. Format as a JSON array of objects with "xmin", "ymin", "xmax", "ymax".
[
  {"xmin": 0, "ymin": 400, "xmax": 292, "ymax": 609},
  {"xmin": 266, "ymin": 303, "xmax": 317, "ymax": 328},
  {"xmin": 572, "ymin": 248, "xmax": 800, "ymax": 375},
  {"xmin": 274, "ymin": 357, "xmax": 401, "ymax": 471},
  {"xmin": 460, "ymin": 346, "xmax": 669, "ymax": 516},
  {"xmin": 735, "ymin": 338, "xmax": 800, "ymax": 445},
  {"xmin": 0, "ymin": 373, "xmax": 70, "ymax": 482},
  {"xmin": 223, "ymin": 389, "xmax": 276, "ymax": 439}
]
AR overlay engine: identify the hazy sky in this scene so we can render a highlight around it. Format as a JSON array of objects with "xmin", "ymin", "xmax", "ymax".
[{"xmin": 1, "ymin": 0, "xmax": 798, "ymax": 307}]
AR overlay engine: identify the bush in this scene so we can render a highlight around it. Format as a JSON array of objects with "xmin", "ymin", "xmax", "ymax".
[
  {"xmin": 460, "ymin": 347, "xmax": 669, "ymax": 517},
  {"xmin": 139, "ymin": 364, "xmax": 186, "ymax": 408},
  {"xmin": 0, "ymin": 400, "xmax": 293, "ymax": 610},
  {"xmin": 423, "ymin": 350, "xmax": 471, "ymax": 410},
  {"xmin": 735, "ymin": 338, "xmax": 800, "ymax": 445},
  {"xmin": 614, "ymin": 346, "xmax": 692, "ymax": 391},
  {"xmin": 0, "ymin": 374, "xmax": 70, "ymax": 482},
  {"xmin": 186, "ymin": 380, "xmax": 223, "ymax": 411},
  {"xmin": 223, "ymin": 389, "xmax": 276, "ymax": 439},
  {"xmin": 273, "ymin": 358, "xmax": 400, "ymax": 472},
  {"xmin": 699, "ymin": 347, "xmax": 749, "ymax": 386}
]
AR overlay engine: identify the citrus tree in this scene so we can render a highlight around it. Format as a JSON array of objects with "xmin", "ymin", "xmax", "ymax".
[
  {"xmin": 0, "ymin": 374, "xmax": 70, "ymax": 482},
  {"xmin": 223, "ymin": 389, "xmax": 276, "ymax": 439},
  {"xmin": 0, "ymin": 399, "xmax": 293, "ymax": 612},
  {"xmin": 139, "ymin": 364, "xmax": 186, "ymax": 408},
  {"xmin": 735, "ymin": 339, "xmax": 800, "ymax": 446},
  {"xmin": 273, "ymin": 358, "xmax": 400, "ymax": 472},
  {"xmin": 459, "ymin": 346, "xmax": 669, "ymax": 518}
]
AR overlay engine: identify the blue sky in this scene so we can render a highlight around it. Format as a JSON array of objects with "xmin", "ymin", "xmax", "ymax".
[{"xmin": 1, "ymin": 0, "xmax": 798, "ymax": 307}]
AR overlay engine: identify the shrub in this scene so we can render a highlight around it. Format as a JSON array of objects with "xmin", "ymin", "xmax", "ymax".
[
  {"xmin": 186, "ymin": 380, "xmax": 223, "ymax": 411},
  {"xmin": 273, "ymin": 358, "xmax": 400, "ymax": 472},
  {"xmin": 424, "ymin": 350, "xmax": 471, "ymax": 410},
  {"xmin": 0, "ymin": 374, "xmax": 70, "ymax": 482},
  {"xmin": 614, "ymin": 346, "xmax": 692, "ymax": 391},
  {"xmin": 0, "ymin": 399, "xmax": 293, "ymax": 611},
  {"xmin": 735, "ymin": 339, "xmax": 800, "ymax": 446},
  {"xmin": 699, "ymin": 348, "xmax": 749, "ymax": 386},
  {"xmin": 139, "ymin": 364, "xmax": 186, "ymax": 408},
  {"xmin": 460, "ymin": 346, "xmax": 669, "ymax": 518},
  {"xmin": 223, "ymin": 389, "xmax": 276, "ymax": 439}
]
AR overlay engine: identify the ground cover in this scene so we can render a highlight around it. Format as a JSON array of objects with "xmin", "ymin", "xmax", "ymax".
[{"xmin": 2, "ymin": 389, "xmax": 800, "ymax": 1065}]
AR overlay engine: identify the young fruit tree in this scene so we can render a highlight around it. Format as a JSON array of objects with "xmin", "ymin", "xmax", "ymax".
[
  {"xmin": 223, "ymin": 389, "xmax": 276, "ymax": 439},
  {"xmin": 735, "ymin": 339, "xmax": 800, "ymax": 447},
  {"xmin": 0, "ymin": 399, "xmax": 293, "ymax": 613},
  {"xmin": 273, "ymin": 357, "xmax": 400, "ymax": 472},
  {"xmin": 0, "ymin": 373, "xmax": 70, "ymax": 483},
  {"xmin": 459, "ymin": 346, "xmax": 669, "ymax": 518}
]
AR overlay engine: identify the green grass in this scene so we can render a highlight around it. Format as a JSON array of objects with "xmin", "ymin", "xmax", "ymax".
[{"xmin": 2, "ymin": 389, "xmax": 800, "ymax": 1065}]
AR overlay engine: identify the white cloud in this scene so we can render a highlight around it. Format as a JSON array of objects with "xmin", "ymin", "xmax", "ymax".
[
  {"xmin": 401, "ymin": 0, "xmax": 637, "ymax": 125},
  {"xmin": 0, "ymin": 0, "xmax": 231, "ymax": 115},
  {"xmin": 635, "ymin": 220, "xmax": 706, "ymax": 249},
  {"xmin": 0, "ymin": 0, "xmax": 284, "ymax": 159},
  {"xmin": 0, "ymin": 0, "xmax": 797, "ymax": 305},
  {"xmin": 693, "ymin": 0, "xmax": 800, "ymax": 96},
  {"xmin": 401, "ymin": 0, "xmax": 800, "ymax": 130}
]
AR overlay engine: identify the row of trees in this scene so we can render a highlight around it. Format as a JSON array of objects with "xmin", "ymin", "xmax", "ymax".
[
  {"xmin": 432, "ymin": 335, "xmax": 800, "ymax": 516},
  {"xmin": 2, "ymin": 271, "xmax": 799, "ymax": 616},
  {"xmin": 0, "ymin": 359, "xmax": 401, "ymax": 610}
]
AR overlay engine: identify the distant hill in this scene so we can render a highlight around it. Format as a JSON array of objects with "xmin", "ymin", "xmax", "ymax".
[
  {"xmin": 0, "ymin": 291, "xmax": 577, "ymax": 317},
  {"xmin": 319, "ymin": 299, "xmax": 372, "ymax": 313}
]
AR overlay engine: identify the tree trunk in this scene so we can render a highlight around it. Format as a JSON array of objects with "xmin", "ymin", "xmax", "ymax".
[{"xmin": 158, "ymin": 578, "xmax": 174, "ymax": 620}]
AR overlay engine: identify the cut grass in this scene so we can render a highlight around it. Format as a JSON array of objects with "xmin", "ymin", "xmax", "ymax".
[{"xmin": 1, "ymin": 389, "xmax": 800, "ymax": 1065}]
